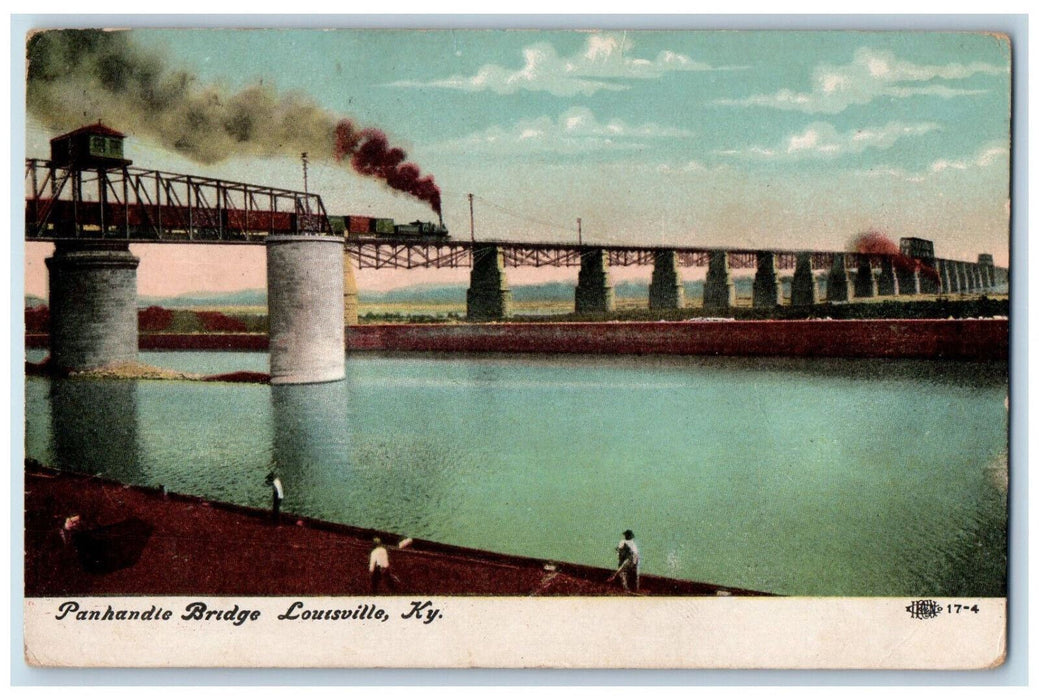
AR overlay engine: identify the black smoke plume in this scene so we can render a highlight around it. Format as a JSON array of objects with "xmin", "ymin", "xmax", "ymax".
[{"xmin": 27, "ymin": 29, "xmax": 442, "ymax": 213}]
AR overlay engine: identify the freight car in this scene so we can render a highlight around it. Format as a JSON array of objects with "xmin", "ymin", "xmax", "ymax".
[{"xmin": 329, "ymin": 214, "xmax": 449, "ymax": 239}]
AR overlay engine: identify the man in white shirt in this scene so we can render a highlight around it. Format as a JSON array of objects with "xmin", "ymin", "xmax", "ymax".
[
  {"xmin": 615, "ymin": 529, "xmax": 640, "ymax": 593},
  {"xmin": 369, "ymin": 537, "xmax": 398, "ymax": 593},
  {"xmin": 266, "ymin": 472, "xmax": 283, "ymax": 525}
]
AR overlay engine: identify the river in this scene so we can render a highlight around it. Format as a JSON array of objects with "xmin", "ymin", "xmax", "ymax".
[{"xmin": 23, "ymin": 349, "xmax": 1008, "ymax": 596}]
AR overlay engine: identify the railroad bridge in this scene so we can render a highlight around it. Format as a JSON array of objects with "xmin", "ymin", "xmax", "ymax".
[{"xmin": 26, "ymin": 124, "xmax": 1008, "ymax": 384}]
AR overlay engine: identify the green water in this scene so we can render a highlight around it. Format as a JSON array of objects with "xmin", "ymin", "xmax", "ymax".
[{"xmin": 23, "ymin": 350, "xmax": 1008, "ymax": 596}]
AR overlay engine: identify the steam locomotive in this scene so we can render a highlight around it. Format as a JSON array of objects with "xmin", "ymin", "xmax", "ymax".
[{"xmin": 328, "ymin": 214, "xmax": 449, "ymax": 239}]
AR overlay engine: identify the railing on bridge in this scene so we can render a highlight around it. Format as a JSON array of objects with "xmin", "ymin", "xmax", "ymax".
[{"xmin": 25, "ymin": 159, "xmax": 334, "ymax": 242}]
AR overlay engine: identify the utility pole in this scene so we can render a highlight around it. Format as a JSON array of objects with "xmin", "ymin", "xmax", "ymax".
[
  {"xmin": 468, "ymin": 193, "xmax": 475, "ymax": 243},
  {"xmin": 577, "ymin": 217, "xmax": 582, "ymax": 246},
  {"xmin": 301, "ymin": 152, "xmax": 310, "ymax": 214}
]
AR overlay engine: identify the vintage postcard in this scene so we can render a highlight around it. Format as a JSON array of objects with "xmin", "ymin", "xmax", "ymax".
[{"xmin": 19, "ymin": 24, "xmax": 1012, "ymax": 669}]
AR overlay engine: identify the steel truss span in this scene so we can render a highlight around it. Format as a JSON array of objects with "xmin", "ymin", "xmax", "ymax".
[
  {"xmin": 347, "ymin": 240, "xmax": 880, "ymax": 271},
  {"xmin": 25, "ymin": 159, "xmax": 334, "ymax": 242}
]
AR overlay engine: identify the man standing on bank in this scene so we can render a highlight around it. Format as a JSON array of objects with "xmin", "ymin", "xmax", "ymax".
[
  {"xmin": 615, "ymin": 529, "xmax": 640, "ymax": 593},
  {"xmin": 369, "ymin": 537, "xmax": 400, "ymax": 593},
  {"xmin": 266, "ymin": 472, "xmax": 283, "ymax": 525}
]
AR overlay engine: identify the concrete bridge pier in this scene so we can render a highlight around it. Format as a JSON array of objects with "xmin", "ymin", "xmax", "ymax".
[
  {"xmin": 896, "ymin": 264, "xmax": 920, "ymax": 297},
  {"xmin": 853, "ymin": 255, "xmax": 877, "ymax": 298},
  {"xmin": 703, "ymin": 251, "xmax": 735, "ymax": 310},
  {"xmin": 467, "ymin": 244, "xmax": 513, "ymax": 321},
  {"xmin": 266, "ymin": 236, "xmax": 345, "ymax": 385},
  {"xmin": 752, "ymin": 251, "xmax": 781, "ymax": 308},
  {"xmin": 826, "ymin": 254, "xmax": 850, "ymax": 302},
  {"xmin": 46, "ymin": 241, "xmax": 140, "ymax": 373},
  {"xmin": 648, "ymin": 249, "xmax": 684, "ymax": 310},
  {"xmin": 877, "ymin": 257, "xmax": 897, "ymax": 296},
  {"xmin": 575, "ymin": 248, "xmax": 615, "ymax": 314},
  {"xmin": 790, "ymin": 252, "xmax": 817, "ymax": 306}
]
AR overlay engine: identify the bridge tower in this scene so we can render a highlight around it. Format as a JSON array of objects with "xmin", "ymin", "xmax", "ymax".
[{"xmin": 43, "ymin": 124, "xmax": 141, "ymax": 372}]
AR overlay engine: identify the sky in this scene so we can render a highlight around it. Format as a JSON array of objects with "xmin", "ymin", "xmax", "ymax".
[{"xmin": 22, "ymin": 28, "xmax": 1012, "ymax": 297}]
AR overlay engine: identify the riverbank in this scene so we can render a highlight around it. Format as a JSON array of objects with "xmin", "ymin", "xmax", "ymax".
[
  {"xmin": 25, "ymin": 465, "xmax": 768, "ymax": 597},
  {"xmin": 25, "ymin": 317, "xmax": 1009, "ymax": 361},
  {"xmin": 24, "ymin": 358, "xmax": 270, "ymax": 383}
]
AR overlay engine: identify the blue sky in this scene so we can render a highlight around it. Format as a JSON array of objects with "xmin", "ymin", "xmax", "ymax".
[{"xmin": 24, "ymin": 28, "xmax": 1012, "ymax": 294}]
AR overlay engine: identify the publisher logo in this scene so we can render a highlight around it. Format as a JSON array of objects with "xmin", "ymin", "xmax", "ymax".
[{"xmin": 906, "ymin": 599, "xmax": 943, "ymax": 620}]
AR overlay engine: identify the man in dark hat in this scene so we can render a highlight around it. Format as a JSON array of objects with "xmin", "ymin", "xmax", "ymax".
[{"xmin": 614, "ymin": 529, "xmax": 640, "ymax": 592}]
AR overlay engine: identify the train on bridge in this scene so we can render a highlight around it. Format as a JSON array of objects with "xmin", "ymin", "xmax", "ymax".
[{"xmin": 328, "ymin": 214, "xmax": 450, "ymax": 240}]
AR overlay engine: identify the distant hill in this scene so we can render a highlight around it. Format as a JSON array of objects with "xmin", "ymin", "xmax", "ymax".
[
  {"xmin": 138, "ymin": 289, "xmax": 268, "ymax": 308},
  {"xmin": 29, "ymin": 275, "xmax": 783, "ymax": 310}
]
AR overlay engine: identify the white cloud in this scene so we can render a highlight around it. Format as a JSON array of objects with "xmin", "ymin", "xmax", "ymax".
[
  {"xmin": 425, "ymin": 107, "xmax": 694, "ymax": 155},
  {"xmin": 715, "ymin": 47, "xmax": 1005, "ymax": 113},
  {"xmin": 929, "ymin": 144, "xmax": 1010, "ymax": 173},
  {"xmin": 655, "ymin": 160, "xmax": 709, "ymax": 174},
  {"xmin": 859, "ymin": 143, "xmax": 1009, "ymax": 182},
  {"xmin": 388, "ymin": 33, "xmax": 738, "ymax": 97},
  {"xmin": 719, "ymin": 121, "xmax": 939, "ymax": 160}
]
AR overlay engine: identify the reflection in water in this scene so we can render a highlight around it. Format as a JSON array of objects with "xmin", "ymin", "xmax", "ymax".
[
  {"xmin": 270, "ymin": 382, "xmax": 352, "ymax": 513},
  {"xmin": 50, "ymin": 378, "xmax": 140, "ymax": 482},
  {"xmin": 270, "ymin": 380, "xmax": 455, "ymax": 536}
]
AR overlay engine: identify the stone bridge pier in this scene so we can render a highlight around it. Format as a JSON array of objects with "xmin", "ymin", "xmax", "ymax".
[
  {"xmin": 826, "ymin": 254, "xmax": 850, "ymax": 302},
  {"xmin": 790, "ymin": 252, "xmax": 817, "ymax": 306},
  {"xmin": 752, "ymin": 251, "xmax": 781, "ymax": 308},
  {"xmin": 46, "ymin": 241, "xmax": 140, "ymax": 373},
  {"xmin": 266, "ymin": 236, "xmax": 345, "ymax": 385},
  {"xmin": 877, "ymin": 257, "xmax": 897, "ymax": 296},
  {"xmin": 959, "ymin": 262, "xmax": 973, "ymax": 293},
  {"xmin": 853, "ymin": 255, "xmax": 877, "ymax": 299},
  {"xmin": 978, "ymin": 254, "xmax": 995, "ymax": 289},
  {"xmin": 703, "ymin": 251, "xmax": 735, "ymax": 310},
  {"xmin": 937, "ymin": 259, "xmax": 953, "ymax": 294},
  {"xmin": 648, "ymin": 250, "xmax": 684, "ymax": 310},
  {"xmin": 971, "ymin": 263, "xmax": 984, "ymax": 291},
  {"xmin": 575, "ymin": 248, "xmax": 615, "ymax": 313},
  {"xmin": 952, "ymin": 260, "xmax": 965, "ymax": 293},
  {"xmin": 896, "ymin": 263, "xmax": 920, "ymax": 297},
  {"xmin": 467, "ymin": 244, "xmax": 513, "ymax": 321},
  {"xmin": 918, "ymin": 260, "xmax": 941, "ymax": 295}
]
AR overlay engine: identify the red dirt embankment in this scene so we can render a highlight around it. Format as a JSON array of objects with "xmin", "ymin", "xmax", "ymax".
[
  {"xmin": 25, "ymin": 467, "xmax": 766, "ymax": 598},
  {"xmin": 344, "ymin": 319, "xmax": 1008, "ymax": 360},
  {"xmin": 24, "ymin": 318, "xmax": 1009, "ymax": 360}
]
